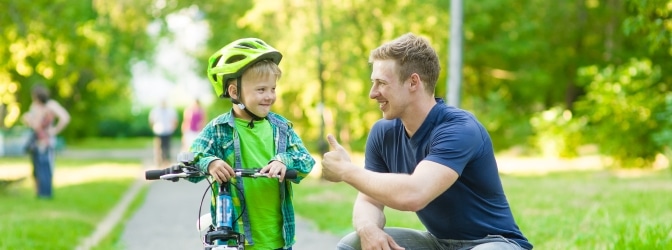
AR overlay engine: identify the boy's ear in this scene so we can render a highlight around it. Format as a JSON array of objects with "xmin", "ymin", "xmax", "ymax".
[{"xmin": 228, "ymin": 83, "xmax": 238, "ymax": 99}]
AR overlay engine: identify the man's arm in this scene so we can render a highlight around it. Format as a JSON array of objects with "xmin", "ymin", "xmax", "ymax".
[
  {"xmin": 353, "ymin": 192, "xmax": 386, "ymax": 232},
  {"xmin": 343, "ymin": 160, "xmax": 458, "ymax": 211},
  {"xmin": 46, "ymin": 100, "xmax": 70, "ymax": 135},
  {"xmin": 352, "ymin": 192, "xmax": 405, "ymax": 250},
  {"xmin": 322, "ymin": 135, "xmax": 459, "ymax": 211},
  {"xmin": 22, "ymin": 104, "xmax": 37, "ymax": 128}
]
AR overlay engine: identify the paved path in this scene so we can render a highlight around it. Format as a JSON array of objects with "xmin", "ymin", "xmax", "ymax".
[
  {"xmin": 120, "ymin": 179, "xmax": 212, "ymax": 249},
  {"xmin": 64, "ymin": 147, "xmax": 341, "ymax": 250},
  {"xmin": 120, "ymin": 178, "xmax": 341, "ymax": 250}
]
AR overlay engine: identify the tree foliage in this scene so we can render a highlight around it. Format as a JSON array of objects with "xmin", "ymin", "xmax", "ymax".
[
  {"xmin": 575, "ymin": 59, "xmax": 665, "ymax": 167},
  {"xmin": 2, "ymin": 0, "xmax": 671, "ymax": 168}
]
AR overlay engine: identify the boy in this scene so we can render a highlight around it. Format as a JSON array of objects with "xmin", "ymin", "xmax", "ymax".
[{"xmin": 187, "ymin": 38, "xmax": 315, "ymax": 250}]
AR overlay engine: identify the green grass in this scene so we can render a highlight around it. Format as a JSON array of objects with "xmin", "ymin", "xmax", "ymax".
[
  {"xmin": 0, "ymin": 179, "xmax": 136, "ymax": 249},
  {"xmin": 67, "ymin": 137, "xmax": 154, "ymax": 150},
  {"xmin": 293, "ymin": 171, "xmax": 672, "ymax": 249},
  {"xmin": 0, "ymin": 152, "xmax": 142, "ymax": 249},
  {"xmin": 0, "ymin": 155, "xmax": 140, "ymax": 167}
]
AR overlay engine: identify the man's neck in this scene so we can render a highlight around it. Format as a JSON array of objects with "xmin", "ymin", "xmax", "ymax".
[{"xmin": 401, "ymin": 97, "xmax": 437, "ymax": 138}]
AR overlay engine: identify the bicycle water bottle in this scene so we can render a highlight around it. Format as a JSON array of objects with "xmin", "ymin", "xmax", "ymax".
[{"xmin": 216, "ymin": 185, "xmax": 234, "ymax": 230}]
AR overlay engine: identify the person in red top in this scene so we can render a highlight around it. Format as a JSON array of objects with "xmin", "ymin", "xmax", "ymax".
[{"xmin": 181, "ymin": 98, "xmax": 206, "ymax": 151}]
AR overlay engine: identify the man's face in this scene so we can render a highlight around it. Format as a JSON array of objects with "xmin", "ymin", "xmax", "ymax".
[
  {"xmin": 370, "ymin": 59, "xmax": 409, "ymax": 120},
  {"xmin": 235, "ymin": 73, "xmax": 277, "ymax": 119}
]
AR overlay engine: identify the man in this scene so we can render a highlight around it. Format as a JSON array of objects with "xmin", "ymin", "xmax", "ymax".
[
  {"xmin": 149, "ymin": 99, "xmax": 178, "ymax": 167},
  {"xmin": 22, "ymin": 84, "xmax": 70, "ymax": 199},
  {"xmin": 321, "ymin": 33, "xmax": 532, "ymax": 250}
]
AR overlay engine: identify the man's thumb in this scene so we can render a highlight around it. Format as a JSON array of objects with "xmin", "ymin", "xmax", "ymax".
[{"xmin": 326, "ymin": 134, "xmax": 343, "ymax": 150}]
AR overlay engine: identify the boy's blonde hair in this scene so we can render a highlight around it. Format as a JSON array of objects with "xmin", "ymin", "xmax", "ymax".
[{"xmin": 227, "ymin": 60, "xmax": 282, "ymax": 86}]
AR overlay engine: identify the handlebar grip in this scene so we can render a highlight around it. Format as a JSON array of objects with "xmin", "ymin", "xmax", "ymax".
[
  {"xmin": 285, "ymin": 169, "xmax": 298, "ymax": 180},
  {"xmin": 145, "ymin": 169, "xmax": 167, "ymax": 180}
]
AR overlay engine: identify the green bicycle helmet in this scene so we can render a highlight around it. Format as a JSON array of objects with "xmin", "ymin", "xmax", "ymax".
[{"xmin": 207, "ymin": 38, "xmax": 283, "ymax": 98}]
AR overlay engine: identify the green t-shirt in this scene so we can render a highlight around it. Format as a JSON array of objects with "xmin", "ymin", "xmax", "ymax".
[{"xmin": 235, "ymin": 118, "xmax": 283, "ymax": 249}]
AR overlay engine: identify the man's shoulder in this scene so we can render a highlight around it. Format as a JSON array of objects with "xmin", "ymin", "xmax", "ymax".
[
  {"xmin": 370, "ymin": 119, "xmax": 401, "ymax": 138},
  {"xmin": 372, "ymin": 118, "xmax": 400, "ymax": 129},
  {"xmin": 45, "ymin": 99, "xmax": 61, "ymax": 107},
  {"xmin": 431, "ymin": 105, "xmax": 478, "ymax": 125}
]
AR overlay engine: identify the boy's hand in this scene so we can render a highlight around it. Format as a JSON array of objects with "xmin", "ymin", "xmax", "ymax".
[
  {"xmin": 260, "ymin": 160, "xmax": 288, "ymax": 182},
  {"xmin": 208, "ymin": 159, "xmax": 235, "ymax": 183}
]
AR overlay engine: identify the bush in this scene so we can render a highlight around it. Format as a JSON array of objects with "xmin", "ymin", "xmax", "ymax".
[
  {"xmin": 573, "ymin": 59, "xmax": 666, "ymax": 168},
  {"xmin": 530, "ymin": 106, "xmax": 586, "ymax": 158}
]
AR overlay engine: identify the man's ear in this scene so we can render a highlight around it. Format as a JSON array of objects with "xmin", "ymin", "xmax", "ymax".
[{"xmin": 409, "ymin": 73, "xmax": 421, "ymax": 90}]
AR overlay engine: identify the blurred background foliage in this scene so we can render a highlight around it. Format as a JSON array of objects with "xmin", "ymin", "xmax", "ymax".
[{"xmin": 1, "ymin": 0, "xmax": 671, "ymax": 168}]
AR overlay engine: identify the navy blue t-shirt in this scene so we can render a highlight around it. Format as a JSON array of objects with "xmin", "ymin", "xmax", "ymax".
[{"xmin": 364, "ymin": 99, "xmax": 532, "ymax": 249}]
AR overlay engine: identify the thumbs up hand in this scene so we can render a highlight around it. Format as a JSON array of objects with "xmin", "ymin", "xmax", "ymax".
[{"xmin": 321, "ymin": 134, "xmax": 352, "ymax": 182}]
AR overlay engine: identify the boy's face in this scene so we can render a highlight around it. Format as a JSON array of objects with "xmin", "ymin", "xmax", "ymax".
[{"xmin": 230, "ymin": 73, "xmax": 277, "ymax": 119}]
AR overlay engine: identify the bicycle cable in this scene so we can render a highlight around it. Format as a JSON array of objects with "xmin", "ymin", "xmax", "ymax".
[
  {"xmin": 197, "ymin": 173, "xmax": 247, "ymax": 242},
  {"xmin": 198, "ymin": 178, "xmax": 211, "ymax": 245}
]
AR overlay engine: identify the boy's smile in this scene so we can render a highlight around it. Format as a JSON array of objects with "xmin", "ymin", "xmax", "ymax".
[{"xmin": 232, "ymin": 73, "xmax": 277, "ymax": 120}]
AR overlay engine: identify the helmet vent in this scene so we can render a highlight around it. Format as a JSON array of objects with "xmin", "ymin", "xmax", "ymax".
[
  {"xmin": 237, "ymin": 42, "xmax": 257, "ymax": 49},
  {"xmin": 209, "ymin": 55, "xmax": 223, "ymax": 83},
  {"xmin": 225, "ymin": 55, "xmax": 247, "ymax": 64},
  {"xmin": 211, "ymin": 55, "xmax": 222, "ymax": 68}
]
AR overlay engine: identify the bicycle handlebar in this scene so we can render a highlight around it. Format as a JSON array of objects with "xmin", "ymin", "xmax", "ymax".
[
  {"xmin": 145, "ymin": 165, "xmax": 298, "ymax": 181},
  {"xmin": 235, "ymin": 169, "xmax": 298, "ymax": 179},
  {"xmin": 145, "ymin": 166, "xmax": 185, "ymax": 180}
]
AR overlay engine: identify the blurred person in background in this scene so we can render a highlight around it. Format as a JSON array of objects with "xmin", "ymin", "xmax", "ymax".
[
  {"xmin": 22, "ymin": 84, "xmax": 70, "ymax": 199},
  {"xmin": 149, "ymin": 99, "xmax": 178, "ymax": 167},
  {"xmin": 181, "ymin": 98, "xmax": 206, "ymax": 151}
]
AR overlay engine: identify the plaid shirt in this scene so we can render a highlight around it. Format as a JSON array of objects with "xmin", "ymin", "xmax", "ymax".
[{"xmin": 186, "ymin": 110, "xmax": 315, "ymax": 248}]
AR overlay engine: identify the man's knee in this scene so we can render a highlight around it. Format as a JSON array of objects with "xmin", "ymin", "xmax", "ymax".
[
  {"xmin": 336, "ymin": 231, "xmax": 359, "ymax": 250},
  {"xmin": 470, "ymin": 236, "xmax": 526, "ymax": 250},
  {"xmin": 335, "ymin": 228, "xmax": 436, "ymax": 250}
]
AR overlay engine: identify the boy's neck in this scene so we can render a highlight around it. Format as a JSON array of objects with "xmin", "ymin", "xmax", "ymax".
[{"xmin": 232, "ymin": 108, "xmax": 266, "ymax": 122}]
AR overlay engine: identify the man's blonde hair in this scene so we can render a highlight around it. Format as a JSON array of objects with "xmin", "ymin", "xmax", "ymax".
[{"xmin": 369, "ymin": 33, "xmax": 440, "ymax": 94}]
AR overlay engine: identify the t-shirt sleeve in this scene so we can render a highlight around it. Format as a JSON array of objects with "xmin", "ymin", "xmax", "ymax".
[{"xmin": 425, "ymin": 122, "xmax": 482, "ymax": 175}]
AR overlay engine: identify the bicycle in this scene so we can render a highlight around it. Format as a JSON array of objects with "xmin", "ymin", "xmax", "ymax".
[{"xmin": 145, "ymin": 152, "xmax": 298, "ymax": 250}]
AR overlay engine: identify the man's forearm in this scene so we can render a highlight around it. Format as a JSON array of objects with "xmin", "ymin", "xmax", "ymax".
[
  {"xmin": 352, "ymin": 193, "xmax": 386, "ymax": 233},
  {"xmin": 341, "ymin": 165, "xmax": 422, "ymax": 211}
]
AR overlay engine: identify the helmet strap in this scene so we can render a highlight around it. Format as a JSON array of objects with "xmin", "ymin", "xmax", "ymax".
[{"xmin": 231, "ymin": 76, "xmax": 264, "ymax": 128}]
